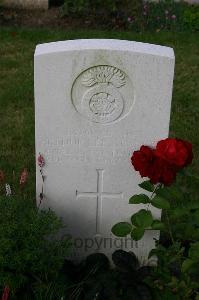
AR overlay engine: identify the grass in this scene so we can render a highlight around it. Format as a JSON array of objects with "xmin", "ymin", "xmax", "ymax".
[{"xmin": 0, "ymin": 27, "xmax": 198, "ymax": 197}]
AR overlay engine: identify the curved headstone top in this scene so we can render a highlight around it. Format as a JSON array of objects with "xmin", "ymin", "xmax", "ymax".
[{"xmin": 35, "ymin": 39, "xmax": 174, "ymax": 59}]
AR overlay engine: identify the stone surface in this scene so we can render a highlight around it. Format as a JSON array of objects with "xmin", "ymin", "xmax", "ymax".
[
  {"xmin": 34, "ymin": 39, "xmax": 175, "ymax": 264},
  {"xmin": 2, "ymin": 0, "xmax": 48, "ymax": 9}
]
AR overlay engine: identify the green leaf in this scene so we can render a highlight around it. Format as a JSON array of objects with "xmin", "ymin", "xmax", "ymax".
[
  {"xmin": 151, "ymin": 220, "xmax": 165, "ymax": 230},
  {"xmin": 155, "ymin": 187, "xmax": 170, "ymax": 199},
  {"xmin": 129, "ymin": 194, "xmax": 150, "ymax": 204},
  {"xmin": 131, "ymin": 227, "xmax": 145, "ymax": 240},
  {"xmin": 192, "ymin": 210, "xmax": 199, "ymax": 225},
  {"xmin": 151, "ymin": 196, "xmax": 170, "ymax": 209},
  {"xmin": 111, "ymin": 222, "xmax": 132, "ymax": 237},
  {"xmin": 171, "ymin": 207, "xmax": 188, "ymax": 218},
  {"xmin": 188, "ymin": 242, "xmax": 199, "ymax": 260},
  {"xmin": 131, "ymin": 209, "xmax": 153, "ymax": 228},
  {"xmin": 156, "ymin": 186, "xmax": 183, "ymax": 202},
  {"xmin": 182, "ymin": 258, "xmax": 194, "ymax": 273},
  {"xmin": 139, "ymin": 180, "xmax": 154, "ymax": 192}
]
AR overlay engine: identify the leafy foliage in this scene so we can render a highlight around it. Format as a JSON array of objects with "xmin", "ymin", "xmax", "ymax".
[
  {"xmin": 129, "ymin": 194, "xmax": 150, "ymax": 204},
  {"xmin": 139, "ymin": 180, "xmax": 154, "ymax": 192},
  {"xmin": 182, "ymin": 242, "xmax": 199, "ymax": 274},
  {"xmin": 112, "ymin": 222, "xmax": 132, "ymax": 237},
  {"xmin": 60, "ymin": 0, "xmax": 199, "ymax": 32},
  {"xmin": 61, "ymin": 251, "xmax": 153, "ymax": 300},
  {"xmin": 148, "ymin": 242, "xmax": 199, "ymax": 300},
  {"xmin": 183, "ymin": 5, "xmax": 199, "ymax": 31},
  {"xmin": 127, "ymin": 1, "xmax": 199, "ymax": 32},
  {"xmin": 131, "ymin": 209, "xmax": 153, "ymax": 228},
  {"xmin": 61, "ymin": 0, "xmax": 142, "ymax": 17},
  {"xmin": 151, "ymin": 195, "xmax": 170, "ymax": 209},
  {"xmin": 112, "ymin": 171, "xmax": 199, "ymax": 299},
  {"xmin": 0, "ymin": 195, "xmax": 71, "ymax": 297}
]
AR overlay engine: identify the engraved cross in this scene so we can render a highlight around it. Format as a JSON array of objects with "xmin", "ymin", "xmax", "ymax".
[{"xmin": 76, "ymin": 169, "xmax": 123, "ymax": 235}]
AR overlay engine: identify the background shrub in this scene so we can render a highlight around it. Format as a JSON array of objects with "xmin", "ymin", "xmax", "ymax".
[
  {"xmin": 61, "ymin": 0, "xmax": 142, "ymax": 18},
  {"xmin": 183, "ymin": 6, "xmax": 199, "ymax": 30},
  {"xmin": 60, "ymin": 0, "xmax": 199, "ymax": 32},
  {"xmin": 0, "ymin": 195, "xmax": 71, "ymax": 298}
]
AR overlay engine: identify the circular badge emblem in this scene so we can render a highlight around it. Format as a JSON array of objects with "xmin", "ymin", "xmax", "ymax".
[
  {"xmin": 71, "ymin": 65, "xmax": 134, "ymax": 124},
  {"xmin": 82, "ymin": 84, "xmax": 124, "ymax": 123}
]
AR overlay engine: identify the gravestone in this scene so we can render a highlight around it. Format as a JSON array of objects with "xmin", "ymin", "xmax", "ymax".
[{"xmin": 34, "ymin": 39, "xmax": 175, "ymax": 264}]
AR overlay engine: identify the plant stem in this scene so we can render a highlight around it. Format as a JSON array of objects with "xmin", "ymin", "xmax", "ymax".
[
  {"xmin": 165, "ymin": 210, "xmax": 175, "ymax": 244},
  {"xmin": 151, "ymin": 183, "xmax": 162, "ymax": 200},
  {"xmin": 147, "ymin": 184, "xmax": 160, "ymax": 210}
]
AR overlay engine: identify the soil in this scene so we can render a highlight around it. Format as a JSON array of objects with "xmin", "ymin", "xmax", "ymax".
[{"xmin": 0, "ymin": 6, "xmax": 127, "ymax": 30}]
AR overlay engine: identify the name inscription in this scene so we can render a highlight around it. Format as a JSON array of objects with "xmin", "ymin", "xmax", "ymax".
[{"xmin": 41, "ymin": 132, "xmax": 134, "ymax": 164}]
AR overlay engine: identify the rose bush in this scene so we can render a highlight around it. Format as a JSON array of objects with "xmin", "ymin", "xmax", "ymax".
[
  {"xmin": 112, "ymin": 138, "xmax": 199, "ymax": 299},
  {"xmin": 112, "ymin": 137, "xmax": 194, "ymax": 241}
]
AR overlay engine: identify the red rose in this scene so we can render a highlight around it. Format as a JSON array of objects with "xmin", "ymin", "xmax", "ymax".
[
  {"xmin": 131, "ymin": 138, "xmax": 193, "ymax": 186},
  {"xmin": 149, "ymin": 157, "xmax": 177, "ymax": 186},
  {"xmin": 155, "ymin": 138, "xmax": 193, "ymax": 168},
  {"xmin": 131, "ymin": 146, "xmax": 154, "ymax": 178},
  {"xmin": 178, "ymin": 139, "xmax": 193, "ymax": 165}
]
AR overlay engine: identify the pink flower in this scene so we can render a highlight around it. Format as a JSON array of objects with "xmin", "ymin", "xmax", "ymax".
[
  {"xmin": 143, "ymin": 4, "xmax": 148, "ymax": 9},
  {"xmin": 128, "ymin": 17, "xmax": 134, "ymax": 23},
  {"xmin": 171, "ymin": 14, "xmax": 176, "ymax": 20},
  {"xmin": 20, "ymin": 169, "xmax": 28, "ymax": 186},
  {"xmin": 38, "ymin": 154, "xmax": 45, "ymax": 168},
  {"xmin": 1, "ymin": 286, "xmax": 10, "ymax": 300}
]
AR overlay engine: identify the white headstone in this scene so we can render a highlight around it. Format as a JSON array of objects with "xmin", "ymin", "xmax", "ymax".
[{"xmin": 34, "ymin": 39, "xmax": 175, "ymax": 264}]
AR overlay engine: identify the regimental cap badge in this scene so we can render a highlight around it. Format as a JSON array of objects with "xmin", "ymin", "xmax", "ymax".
[{"xmin": 82, "ymin": 66, "xmax": 126, "ymax": 88}]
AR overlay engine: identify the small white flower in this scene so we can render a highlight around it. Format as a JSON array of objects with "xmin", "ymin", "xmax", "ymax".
[{"xmin": 5, "ymin": 183, "xmax": 12, "ymax": 196}]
